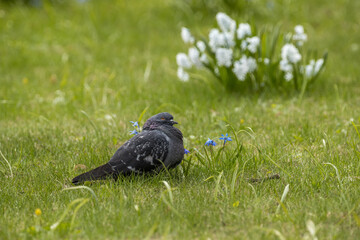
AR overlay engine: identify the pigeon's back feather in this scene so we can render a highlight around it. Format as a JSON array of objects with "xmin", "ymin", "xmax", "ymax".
[{"xmin": 109, "ymin": 130, "xmax": 169, "ymax": 173}]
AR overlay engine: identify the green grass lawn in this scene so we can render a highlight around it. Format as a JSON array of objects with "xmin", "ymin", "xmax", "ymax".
[{"xmin": 1, "ymin": 0, "xmax": 360, "ymax": 239}]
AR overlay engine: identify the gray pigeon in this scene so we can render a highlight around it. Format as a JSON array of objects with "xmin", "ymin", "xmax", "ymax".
[{"xmin": 72, "ymin": 112, "xmax": 184, "ymax": 185}]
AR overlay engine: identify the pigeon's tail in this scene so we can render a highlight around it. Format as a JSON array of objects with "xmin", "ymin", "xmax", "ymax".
[{"xmin": 72, "ymin": 163, "xmax": 114, "ymax": 185}]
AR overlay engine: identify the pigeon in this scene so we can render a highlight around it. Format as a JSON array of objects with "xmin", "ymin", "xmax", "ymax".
[{"xmin": 72, "ymin": 112, "xmax": 184, "ymax": 185}]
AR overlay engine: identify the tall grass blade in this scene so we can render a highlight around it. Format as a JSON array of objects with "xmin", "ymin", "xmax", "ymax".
[
  {"xmin": 214, "ymin": 171, "xmax": 223, "ymax": 200},
  {"xmin": 324, "ymin": 162, "xmax": 343, "ymax": 189},
  {"xmin": 62, "ymin": 186, "xmax": 98, "ymax": 202},
  {"xmin": 0, "ymin": 150, "xmax": 13, "ymax": 178},
  {"xmin": 137, "ymin": 106, "xmax": 149, "ymax": 124},
  {"xmin": 51, "ymin": 198, "xmax": 88, "ymax": 230},
  {"xmin": 80, "ymin": 110, "xmax": 100, "ymax": 137},
  {"xmin": 230, "ymin": 163, "xmax": 239, "ymax": 199},
  {"xmin": 161, "ymin": 180, "xmax": 173, "ymax": 204},
  {"xmin": 265, "ymin": 154, "xmax": 290, "ymax": 177},
  {"xmin": 276, "ymin": 184, "xmax": 290, "ymax": 214},
  {"xmin": 352, "ymin": 121, "xmax": 360, "ymax": 140},
  {"xmin": 70, "ymin": 198, "xmax": 90, "ymax": 230},
  {"xmin": 143, "ymin": 61, "xmax": 152, "ymax": 82}
]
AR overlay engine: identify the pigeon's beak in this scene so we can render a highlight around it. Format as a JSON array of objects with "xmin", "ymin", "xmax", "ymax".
[{"xmin": 170, "ymin": 119, "xmax": 178, "ymax": 125}]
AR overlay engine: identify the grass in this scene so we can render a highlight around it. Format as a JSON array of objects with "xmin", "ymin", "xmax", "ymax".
[{"xmin": 1, "ymin": 0, "xmax": 360, "ymax": 239}]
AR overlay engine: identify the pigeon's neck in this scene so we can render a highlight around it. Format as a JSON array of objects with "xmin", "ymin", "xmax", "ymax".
[
  {"xmin": 158, "ymin": 125, "xmax": 183, "ymax": 141},
  {"xmin": 143, "ymin": 122, "xmax": 183, "ymax": 141},
  {"xmin": 143, "ymin": 121, "xmax": 162, "ymax": 130}
]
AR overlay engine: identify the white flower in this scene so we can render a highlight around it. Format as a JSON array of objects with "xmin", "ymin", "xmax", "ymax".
[
  {"xmin": 281, "ymin": 44, "xmax": 301, "ymax": 64},
  {"xmin": 304, "ymin": 58, "xmax": 324, "ymax": 78},
  {"xmin": 314, "ymin": 58, "xmax": 324, "ymax": 73},
  {"xmin": 188, "ymin": 47, "xmax": 202, "ymax": 68},
  {"xmin": 233, "ymin": 58, "xmax": 248, "ymax": 81},
  {"xmin": 284, "ymin": 72, "xmax": 293, "ymax": 81},
  {"xmin": 200, "ymin": 54, "xmax": 209, "ymax": 64},
  {"xmin": 177, "ymin": 67, "xmax": 189, "ymax": 82},
  {"xmin": 181, "ymin": 27, "xmax": 195, "ymax": 44},
  {"xmin": 214, "ymin": 67, "xmax": 220, "ymax": 76},
  {"xmin": 294, "ymin": 25, "xmax": 305, "ymax": 34},
  {"xmin": 264, "ymin": 58, "xmax": 270, "ymax": 65},
  {"xmin": 176, "ymin": 53, "xmax": 192, "ymax": 69},
  {"xmin": 280, "ymin": 59, "xmax": 293, "ymax": 72},
  {"xmin": 216, "ymin": 12, "xmax": 236, "ymax": 33},
  {"xmin": 237, "ymin": 23, "xmax": 251, "ymax": 39},
  {"xmin": 209, "ymin": 28, "xmax": 224, "ymax": 51},
  {"xmin": 215, "ymin": 48, "xmax": 233, "ymax": 67},
  {"xmin": 232, "ymin": 56, "xmax": 257, "ymax": 81},
  {"xmin": 209, "ymin": 28, "xmax": 234, "ymax": 51},
  {"xmin": 246, "ymin": 36, "xmax": 260, "ymax": 53},
  {"xmin": 246, "ymin": 56, "xmax": 257, "ymax": 72},
  {"xmin": 304, "ymin": 64, "xmax": 313, "ymax": 78},
  {"xmin": 196, "ymin": 41, "xmax": 206, "ymax": 52},
  {"xmin": 293, "ymin": 25, "xmax": 307, "ymax": 46},
  {"xmin": 241, "ymin": 40, "xmax": 247, "ymax": 50},
  {"xmin": 224, "ymin": 32, "xmax": 235, "ymax": 48}
]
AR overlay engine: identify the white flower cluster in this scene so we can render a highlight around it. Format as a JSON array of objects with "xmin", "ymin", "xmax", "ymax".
[
  {"xmin": 279, "ymin": 25, "xmax": 324, "ymax": 81},
  {"xmin": 304, "ymin": 59, "xmax": 324, "ymax": 78},
  {"xmin": 293, "ymin": 25, "xmax": 307, "ymax": 46},
  {"xmin": 280, "ymin": 43, "xmax": 301, "ymax": 81},
  {"xmin": 215, "ymin": 48, "xmax": 233, "ymax": 67},
  {"xmin": 181, "ymin": 27, "xmax": 194, "ymax": 44},
  {"xmin": 176, "ymin": 29, "xmax": 209, "ymax": 81},
  {"xmin": 209, "ymin": 28, "xmax": 235, "ymax": 51},
  {"xmin": 176, "ymin": 12, "xmax": 262, "ymax": 82},
  {"xmin": 176, "ymin": 15, "xmax": 325, "ymax": 87},
  {"xmin": 210, "ymin": 13, "xmax": 263, "ymax": 81},
  {"xmin": 176, "ymin": 53, "xmax": 191, "ymax": 81},
  {"xmin": 216, "ymin": 12, "xmax": 236, "ymax": 33},
  {"xmin": 237, "ymin": 23, "xmax": 251, "ymax": 39},
  {"xmin": 233, "ymin": 56, "xmax": 257, "ymax": 81}
]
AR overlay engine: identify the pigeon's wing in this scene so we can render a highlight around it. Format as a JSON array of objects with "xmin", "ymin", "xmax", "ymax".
[{"xmin": 108, "ymin": 130, "xmax": 169, "ymax": 174}]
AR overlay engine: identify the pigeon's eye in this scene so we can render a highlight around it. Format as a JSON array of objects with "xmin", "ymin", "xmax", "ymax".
[{"xmin": 161, "ymin": 117, "xmax": 165, "ymax": 120}]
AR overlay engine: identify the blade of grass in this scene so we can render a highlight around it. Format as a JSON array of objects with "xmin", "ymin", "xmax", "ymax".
[
  {"xmin": 62, "ymin": 186, "xmax": 98, "ymax": 202},
  {"xmin": 80, "ymin": 110, "xmax": 100, "ymax": 137},
  {"xmin": 264, "ymin": 154, "xmax": 290, "ymax": 177},
  {"xmin": 51, "ymin": 198, "xmax": 87, "ymax": 230},
  {"xmin": 324, "ymin": 162, "xmax": 343, "ymax": 189},
  {"xmin": 137, "ymin": 106, "xmax": 149, "ymax": 125},
  {"xmin": 352, "ymin": 121, "xmax": 360, "ymax": 140},
  {"xmin": 276, "ymin": 184, "xmax": 290, "ymax": 214},
  {"xmin": 0, "ymin": 150, "xmax": 13, "ymax": 178},
  {"xmin": 70, "ymin": 198, "xmax": 90, "ymax": 230},
  {"xmin": 161, "ymin": 181, "xmax": 174, "ymax": 204},
  {"xmin": 214, "ymin": 171, "xmax": 224, "ymax": 200},
  {"xmin": 230, "ymin": 163, "xmax": 239, "ymax": 199}
]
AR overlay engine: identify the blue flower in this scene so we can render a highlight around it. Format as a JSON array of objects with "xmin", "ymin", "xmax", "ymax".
[
  {"xmin": 130, "ymin": 121, "xmax": 140, "ymax": 129},
  {"xmin": 219, "ymin": 133, "xmax": 232, "ymax": 144},
  {"xmin": 184, "ymin": 149, "xmax": 190, "ymax": 154},
  {"xmin": 129, "ymin": 130, "xmax": 139, "ymax": 135},
  {"xmin": 205, "ymin": 138, "xmax": 217, "ymax": 146}
]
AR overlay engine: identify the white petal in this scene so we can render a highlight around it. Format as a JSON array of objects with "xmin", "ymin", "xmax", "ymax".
[
  {"xmin": 237, "ymin": 23, "xmax": 252, "ymax": 39},
  {"xmin": 176, "ymin": 53, "xmax": 192, "ymax": 69},
  {"xmin": 215, "ymin": 48, "xmax": 233, "ymax": 67},
  {"xmin": 177, "ymin": 67, "xmax": 189, "ymax": 82},
  {"xmin": 216, "ymin": 12, "xmax": 236, "ymax": 33},
  {"xmin": 181, "ymin": 27, "xmax": 195, "ymax": 44}
]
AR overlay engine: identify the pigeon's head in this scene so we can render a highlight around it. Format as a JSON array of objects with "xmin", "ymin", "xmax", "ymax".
[{"xmin": 143, "ymin": 112, "xmax": 178, "ymax": 130}]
